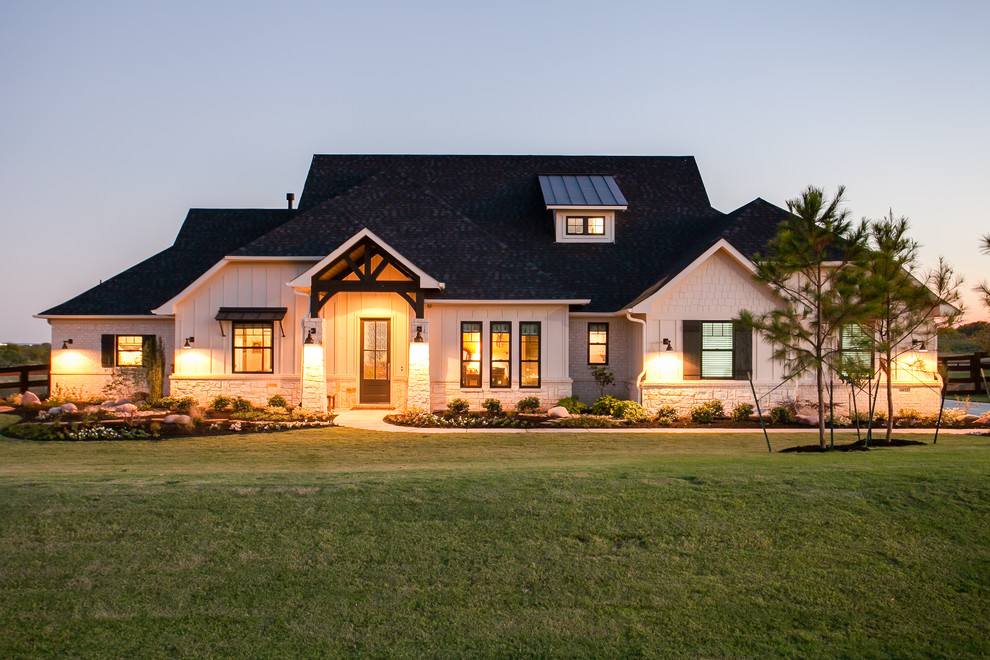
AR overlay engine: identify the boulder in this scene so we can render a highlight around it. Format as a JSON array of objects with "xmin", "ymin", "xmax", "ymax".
[
  {"xmin": 115, "ymin": 403, "xmax": 138, "ymax": 415},
  {"xmin": 48, "ymin": 406, "xmax": 63, "ymax": 415},
  {"xmin": 795, "ymin": 414, "xmax": 819, "ymax": 426},
  {"xmin": 959, "ymin": 414, "xmax": 980, "ymax": 424},
  {"xmin": 976, "ymin": 415, "xmax": 990, "ymax": 426},
  {"xmin": 82, "ymin": 405, "xmax": 100, "ymax": 413},
  {"xmin": 21, "ymin": 391, "xmax": 41, "ymax": 405},
  {"xmin": 547, "ymin": 406, "xmax": 570, "ymax": 419},
  {"xmin": 115, "ymin": 398, "xmax": 132, "ymax": 407},
  {"xmin": 163, "ymin": 414, "xmax": 193, "ymax": 425},
  {"xmin": 60, "ymin": 403, "xmax": 78, "ymax": 413},
  {"xmin": 99, "ymin": 400, "xmax": 118, "ymax": 410}
]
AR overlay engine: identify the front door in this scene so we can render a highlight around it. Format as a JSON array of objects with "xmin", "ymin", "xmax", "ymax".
[{"xmin": 360, "ymin": 318, "xmax": 391, "ymax": 404}]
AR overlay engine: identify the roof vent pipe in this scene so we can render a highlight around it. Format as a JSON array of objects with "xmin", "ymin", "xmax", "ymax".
[{"xmin": 286, "ymin": 192, "xmax": 295, "ymax": 210}]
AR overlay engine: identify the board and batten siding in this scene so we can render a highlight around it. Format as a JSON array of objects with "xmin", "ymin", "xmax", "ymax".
[{"xmin": 426, "ymin": 303, "xmax": 571, "ymax": 411}]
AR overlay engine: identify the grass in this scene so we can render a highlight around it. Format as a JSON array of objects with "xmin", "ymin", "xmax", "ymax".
[{"xmin": 1, "ymin": 416, "xmax": 988, "ymax": 657}]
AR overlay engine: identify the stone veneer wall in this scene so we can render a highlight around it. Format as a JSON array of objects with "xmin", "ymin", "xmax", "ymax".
[
  {"xmin": 641, "ymin": 380, "xmax": 943, "ymax": 417},
  {"xmin": 300, "ymin": 344, "xmax": 327, "ymax": 412},
  {"xmin": 49, "ymin": 318, "xmax": 175, "ymax": 399},
  {"xmin": 428, "ymin": 379, "xmax": 571, "ymax": 413},
  {"xmin": 168, "ymin": 375, "xmax": 301, "ymax": 408},
  {"xmin": 406, "ymin": 342, "xmax": 431, "ymax": 411}
]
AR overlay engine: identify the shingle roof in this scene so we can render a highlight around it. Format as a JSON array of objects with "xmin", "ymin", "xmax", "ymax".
[
  {"xmin": 39, "ymin": 209, "xmax": 292, "ymax": 316},
  {"xmin": 43, "ymin": 156, "xmax": 792, "ymax": 316}
]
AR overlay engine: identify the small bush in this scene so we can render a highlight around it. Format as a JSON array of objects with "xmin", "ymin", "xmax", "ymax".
[
  {"xmin": 231, "ymin": 397, "xmax": 253, "ymax": 413},
  {"xmin": 690, "ymin": 400, "xmax": 724, "ymax": 424},
  {"xmin": 151, "ymin": 396, "xmax": 196, "ymax": 414},
  {"xmin": 897, "ymin": 407, "xmax": 921, "ymax": 421},
  {"xmin": 210, "ymin": 395, "xmax": 233, "ymax": 411},
  {"xmin": 873, "ymin": 410, "xmax": 887, "ymax": 424},
  {"xmin": 482, "ymin": 398, "xmax": 503, "ymax": 415},
  {"xmin": 447, "ymin": 398, "xmax": 470, "ymax": 415},
  {"xmin": 655, "ymin": 405, "xmax": 679, "ymax": 426},
  {"xmin": 555, "ymin": 396, "xmax": 587, "ymax": 414},
  {"xmin": 517, "ymin": 396, "xmax": 540, "ymax": 413},
  {"xmin": 591, "ymin": 395, "xmax": 621, "ymax": 416},
  {"xmin": 618, "ymin": 402, "xmax": 649, "ymax": 423},
  {"xmin": 731, "ymin": 402, "xmax": 755, "ymax": 422},
  {"xmin": 552, "ymin": 416, "xmax": 620, "ymax": 428},
  {"xmin": 769, "ymin": 406, "xmax": 795, "ymax": 424},
  {"xmin": 267, "ymin": 394, "xmax": 288, "ymax": 409}
]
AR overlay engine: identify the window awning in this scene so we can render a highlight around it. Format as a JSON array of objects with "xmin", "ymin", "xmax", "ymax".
[
  {"xmin": 538, "ymin": 175, "xmax": 628, "ymax": 209},
  {"xmin": 215, "ymin": 307, "xmax": 287, "ymax": 321}
]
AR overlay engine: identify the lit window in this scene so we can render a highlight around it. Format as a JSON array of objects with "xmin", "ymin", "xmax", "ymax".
[
  {"xmin": 490, "ymin": 322, "xmax": 511, "ymax": 388},
  {"xmin": 683, "ymin": 320, "xmax": 750, "ymax": 380},
  {"xmin": 566, "ymin": 216, "xmax": 605, "ymax": 235},
  {"xmin": 520, "ymin": 322, "xmax": 541, "ymax": 388},
  {"xmin": 588, "ymin": 323, "xmax": 608, "ymax": 364},
  {"xmin": 461, "ymin": 322, "xmax": 482, "ymax": 388},
  {"xmin": 233, "ymin": 322, "xmax": 273, "ymax": 373},
  {"xmin": 116, "ymin": 335, "xmax": 143, "ymax": 366},
  {"xmin": 840, "ymin": 325, "xmax": 873, "ymax": 379}
]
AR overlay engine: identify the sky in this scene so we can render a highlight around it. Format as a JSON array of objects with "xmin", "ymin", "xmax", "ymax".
[{"xmin": 1, "ymin": 0, "xmax": 987, "ymax": 343}]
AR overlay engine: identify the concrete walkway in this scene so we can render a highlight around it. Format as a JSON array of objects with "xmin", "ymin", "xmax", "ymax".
[
  {"xmin": 332, "ymin": 408, "xmax": 982, "ymax": 435},
  {"xmin": 944, "ymin": 397, "xmax": 990, "ymax": 416}
]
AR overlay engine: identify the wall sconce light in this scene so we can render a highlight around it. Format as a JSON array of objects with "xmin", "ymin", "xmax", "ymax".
[
  {"xmin": 413, "ymin": 325, "xmax": 424, "ymax": 343},
  {"xmin": 304, "ymin": 328, "xmax": 316, "ymax": 345},
  {"xmin": 911, "ymin": 339, "xmax": 928, "ymax": 353},
  {"xmin": 62, "ymin": 339, "xmax": 73, "ymax": 349},
  {"xmin": 183, "ymin": 337, "xmax": 195, "ymax": 349},
  {"xmin": 663, "ymin": 338, "xmax": 673, "ymax": 352}
]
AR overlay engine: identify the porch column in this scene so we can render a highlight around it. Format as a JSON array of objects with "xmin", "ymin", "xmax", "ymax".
[
  {"xmin": 407, "ymin": 319, "xmax": 430, "ymax": 412},
  {"xmin": 300, "ymin": 319, "xmax": 327, "ymax": 412}
]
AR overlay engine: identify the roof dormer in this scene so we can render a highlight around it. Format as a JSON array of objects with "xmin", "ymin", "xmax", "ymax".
[{"xmin": 538, "ymin": 175, "xmax": 628, "ymax": 244}]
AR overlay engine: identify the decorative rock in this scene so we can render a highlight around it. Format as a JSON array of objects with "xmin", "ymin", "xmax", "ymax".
[
  {"xmin": 116, "ymin": 403, "xmax": 138, "ymax": 415},
  {"xmin": 795, "ymin": 414, "xmax": 819, "ymax": 426},
  {"xmin": 82, "ymin": 405, "xmax": 100, "ymax": 413},
  {"xmin": 115, "ymin": 398, "xmax": 132, "ymax": 407},
  {"xmin": 60, "ymin": 403, "xmax": 78, "ymax": 413},
  {"xmin": 547, "ymin": 406, "xmax": 570, "ymax": 419},
  {"xmin": 163, "ymin": 414, "xmax": 193, "ymax": 425},
  {"xmin": 959, "ymin": 414, "xmax": 980, "ymax": 424},
  {"xmin": 48, "ymin": 406, "xmax": 63, "ymax": 415},
  {"xmin": 100, "ymin": 400, "xmax": 118, "ymax": 410},
  {"xmin": 21, "ymin": 391, "xmax": 41, "ymax": 405},
  {"xmin": 976, "ymin": 415, "xmax": 990, "ymax": 426}
]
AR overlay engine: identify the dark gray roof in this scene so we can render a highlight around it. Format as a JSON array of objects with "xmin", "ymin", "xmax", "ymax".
[
  {"xmin": 40, "ymin": 209, "xmax": 292, "ymax": 316},
  {"xmin": 43, "ymin": 155, "xmax": 791, "ymax": 316},
  {"xmin": 538, "ymin": 175, "xmax": 627, "ymax": 207}
]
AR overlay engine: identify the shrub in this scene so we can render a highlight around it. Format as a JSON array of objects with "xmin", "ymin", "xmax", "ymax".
[
  {"xmin": 210, "ymin": 395, "xmax": 233, "ymax": 411},
  {"xmin": 897, "ymin": 407, "xmax": 921, "ymax": 421},
  {"xmin": 769, "ymin": 406, "xmax": 795, "ymax": 424},
  {"xmin": 553, "ymin": 416, "xmax": 620, "ymax": 428},
  {"xmin": 690, "ymin": 400, "xmax": 724, "ymax": 424},
  {"xmin": 591, "ymin": 367, "xmax": 615, "ymax": 397},
  {"xmin": 873, "ymin": 410, "xmax": 887, "ymax": 424},
  {"xmin": 731, "ymin": 402, "xmax": 755, "ymax": 422},
  {"xmin": 655, "ymin": 405, "xmax": 679, "ymax": 426},
  {"xmin": 482, "ymin": 398, "xmax": 503, "ymax": 415},
  {"xmin": 591, "ymin": 395, "xmax": 621, "ymax": 416},
  {"xmin": 267, "ymin": 394, "xmax": 288, "ymax": 409},
  {"xmin": 151, "ymin": 396, "xmax": 196, "ymax": 414},
  {"xmin": 447, "ymin": 398, "xmax": 470, "ymax": 415},
  {"xmin": 618, "ymin": 402, "xmax": 649, "ymax": 423},
  {"xmin": 516, "ymin": 396, "xmax": 540, "ymax": 413},
  {"xmin": 231, "ymin": 397, "xmax": 253, "ymax": 413},
  {"xmin": 555, "ymin": 396, "xmax": 587, "ymax": 414}
]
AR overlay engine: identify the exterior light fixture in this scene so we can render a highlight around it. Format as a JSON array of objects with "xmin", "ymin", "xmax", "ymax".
[
  {"xmin": 304, "ymin": 328, "xmax": 316, "ymax": 345},
  {"xmin": 183, "ymin": 337, "xmax": 195, "ymax": 349},
  {"xmin": 62, "ymin": 339, "xmax": 73, "ymax": 349},
  {"xmin": 663, "ymin": 338, "xmax": 673, "ymax": 352},
  {"xmin": 911, "ymin": 339, "xmax": 928, "ymax": 353},
  {"xmin": 413, "ymin": 325, "xmax": 424, "ymax": 343}
]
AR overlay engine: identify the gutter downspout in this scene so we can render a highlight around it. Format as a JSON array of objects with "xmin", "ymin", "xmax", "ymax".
[{"xmin": 626, "ymin": 311, "xmax": 648, "ymax": 405}]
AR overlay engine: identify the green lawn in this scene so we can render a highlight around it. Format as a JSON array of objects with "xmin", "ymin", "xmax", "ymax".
[{"xmin": 1, "ymin": 415, "xmax": 988, "ymax": 658}]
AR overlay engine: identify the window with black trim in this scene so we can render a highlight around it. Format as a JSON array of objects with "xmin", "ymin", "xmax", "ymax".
[
  {"xmin": 840, "ymin": 325, "xmax": 874, "ymax": 378},
  {"xmin": 566, "ymin": 216, "xmax": 605, "ymax": 235},
  {"xmin": 490, "ymin": 322, "xmax": 511, "ymax": 388},
  {"xmin": 588, "ymin": 322, "xmax": 608, "ymax": 364},
  {"xmin": 520, "ymin": 322, "xmax": 541, "ymax": 388},
  {"xmin": 461, "ymin": 321, "xmax": 482, "ymax": 388},
  {"xmin": 233, "ymin": 322, "xmax": 273, "ymax": 373},
  {"xmin": 682, "ymin": 320, "xmax": 751, "ymax": 380},
  {"xmin": 101, "ymin": 334, "xmax": 155, "ymax": 368}
]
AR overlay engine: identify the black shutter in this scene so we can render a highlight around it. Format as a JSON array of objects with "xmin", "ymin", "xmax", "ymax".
[
  {"xmin": 101, "ymin": 335, "xmax": 115, "ymax": 368},
  {"xmin": 141, "ymin": 335, "xmax": 156, "ymax": 365},
  {"xmin": 683, "ymin": 320, "xmax": 701, "ymax": 380},
  {"xmin": 733, "ymin": 322, "xmax": 752, "ymax": 380}
]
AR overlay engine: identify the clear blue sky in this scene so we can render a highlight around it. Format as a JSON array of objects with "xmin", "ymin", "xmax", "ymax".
[{"xmin": 2, "ymin": 0, "xmax": 987, "ymax": 343}]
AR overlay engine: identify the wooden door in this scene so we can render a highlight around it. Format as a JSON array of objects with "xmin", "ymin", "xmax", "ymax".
[{"xmin": 360, "ymin": 319, "xmax": 391, "ymax": 404}]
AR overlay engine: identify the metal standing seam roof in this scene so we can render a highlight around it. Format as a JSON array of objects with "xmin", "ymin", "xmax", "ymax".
[
  {"xmin": 538, "ymin": 175, "xmax": 628, "ymax": 207},
  {"xmin": 214, "ymin": 307, "xmax": 288, "ymax": 321}
]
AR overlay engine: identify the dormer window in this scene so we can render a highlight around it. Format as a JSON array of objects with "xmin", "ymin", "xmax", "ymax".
[
  {"xmin": 566, "ymin": 216, "xmax": 605, "ymax": 235},
  {"xmin": 539, "ymin": 174, "xmax": 627, "ymax": 244}
]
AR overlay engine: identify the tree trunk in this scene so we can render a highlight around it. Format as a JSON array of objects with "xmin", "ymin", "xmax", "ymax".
[
  {"xmin": 817, "ymin": 366, "xmax": 826, "ymax": 449},
  {"xmin": 884, "ymin": 348, "xmax": 894, "ymax": 445}
]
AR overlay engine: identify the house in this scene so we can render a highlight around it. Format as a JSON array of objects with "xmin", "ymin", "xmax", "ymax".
[{"xmin": 38, "ymin": 155, "xmax": 943, "ymax": 415}]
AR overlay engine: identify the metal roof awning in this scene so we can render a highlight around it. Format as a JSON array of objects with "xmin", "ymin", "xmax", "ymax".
[
  {"xmin": 538, "ymin": 175, "xmax": 628, "ymax": 209},
  {"xmin": 215, "ymin": 307, "xmax": 287, "ymax": 321}
]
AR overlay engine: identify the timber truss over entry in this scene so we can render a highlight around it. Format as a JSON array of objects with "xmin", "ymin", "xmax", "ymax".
[{"xmin": 289, "ymin": 229, "xmax": 444, "ymax": 319}]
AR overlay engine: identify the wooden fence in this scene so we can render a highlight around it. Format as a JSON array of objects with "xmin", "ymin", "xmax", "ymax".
[
  {"xmin": 937, "ymin": 352, "xmax": 989, "ymax": 395},
  {"xmin": 0, "ymin": 363, "xmax": 50, "ymax": 397}
]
